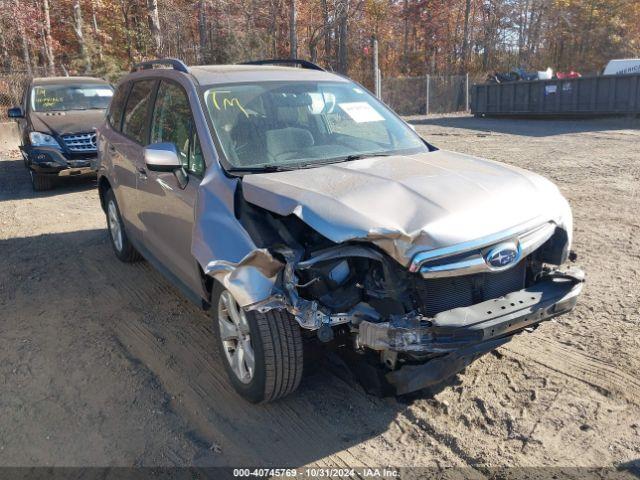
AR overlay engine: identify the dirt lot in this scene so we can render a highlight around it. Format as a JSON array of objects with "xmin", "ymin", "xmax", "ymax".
[{"xmin": 1, "ymin": 115, "xmax": 639, "ymax": 471}]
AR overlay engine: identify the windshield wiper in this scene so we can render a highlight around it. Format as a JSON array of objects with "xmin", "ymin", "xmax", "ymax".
[
  {"xmin": 294, "ymin": 152, "xmax": 392, "ymax": 169},
  {"xmin": 301, "ymin": 152, "xmax": 391, "ymax": 168},
  {"xmin": 228, "ymin": 153, "xmax": 392, "ymax": 174},
  {"xmin": 227, "ymin": 164, "xmax": 299, "ymax": 173},
  {"xmin": 341, "ymin": 152, "xmax": 391, "ymax": 162},
  {"xmin": 260, "ymin": 165, "xmax": 297, "ymax": 172}
]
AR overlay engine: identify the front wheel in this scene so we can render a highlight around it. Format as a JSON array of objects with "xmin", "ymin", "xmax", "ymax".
[
  {"xmin": 30, "ymin": 171, "xmax": 54, "ymax": 191},
  {"xmin": 213, "ymin": 283, "xmax": 304, "ymax": 403}
]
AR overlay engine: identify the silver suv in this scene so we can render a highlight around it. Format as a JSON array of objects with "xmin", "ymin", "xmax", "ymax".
[{"xmin": 97, "ymin": 58, "xmax": 584, "ymax": 403}]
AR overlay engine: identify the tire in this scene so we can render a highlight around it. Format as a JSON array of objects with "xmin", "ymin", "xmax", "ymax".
[
  {"xmin": 104, "ymin": 188, "xmax": 142, "ymax": 263},
  {"xmin": 30, "ymin": 171, "xmax": 54, "ymax": 191},
  {"xmin": 212, "ymin": 282, "xmax": 304, "ymax": 403}
]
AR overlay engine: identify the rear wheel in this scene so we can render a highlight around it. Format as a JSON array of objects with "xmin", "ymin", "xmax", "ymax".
[
  {"xmin": 30, "ymin": 171, "xmax": 54, "ymax": 191},
  {"xmin": 105, "ymin": 188, "xmax": 142, "ymax": 263},
  {"xmin": 212, "ymin": 283, "xmax": 304, "ymax": 403}
]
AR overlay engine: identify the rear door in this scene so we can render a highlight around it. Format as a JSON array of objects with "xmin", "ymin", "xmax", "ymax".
[
  {"xmin": 100, "ymin": 79, "xmax": 129, "ymax": 183},
  {"xmin": 110, "ymin": 79, "xmax": 157, "ymax": 243},
  {"xmin": 136, "ymin": 79, "xmax": 205, "ymax": 295}
]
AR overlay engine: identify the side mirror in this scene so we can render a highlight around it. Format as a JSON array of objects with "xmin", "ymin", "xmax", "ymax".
[
  {"xmin": 7, "ymin": 107, "xmax": 23, "ymax": 118},
  {"xmin": 144, "ymin": 142, "xmax": 182, "ymax": 172}
]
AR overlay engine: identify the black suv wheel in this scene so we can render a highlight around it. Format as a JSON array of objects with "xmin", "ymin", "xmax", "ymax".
[{"xmin": 30, "ymin": 171, "xmax": 54, "ymax": 191}]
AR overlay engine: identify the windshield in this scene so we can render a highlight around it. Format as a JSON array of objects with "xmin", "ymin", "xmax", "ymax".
[
  {"xmin": 31, "ymin": 84, "xmax": 113, "ymax": 112},
  {"xmin": 203, "ymin": 81, "xmax": 428, "ymax": 171}
]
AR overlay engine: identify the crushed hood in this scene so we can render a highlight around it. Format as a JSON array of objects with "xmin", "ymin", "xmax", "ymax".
[
  {"xmin": 30, "ymin": 110, "xmax": 106, "ymax": 136},
  {"xmin": 241, "ymin": 150, "xmax": 570, "ymax": 266}
]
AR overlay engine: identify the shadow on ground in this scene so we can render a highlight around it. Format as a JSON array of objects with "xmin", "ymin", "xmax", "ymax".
[
  {"xmin": 0, "ymin": 158, "xmax": 97, "ymax": 202},
  {"xmin": 619, "ymin": 459, "xmax": 640, "ymax": 477},
  {"xmin": 0, "ymin": 228, "xmax": 459, "ymax": 467},
  {"xmin": 407, "ymin": 114, "xmax": 639, "ymax": 137}
]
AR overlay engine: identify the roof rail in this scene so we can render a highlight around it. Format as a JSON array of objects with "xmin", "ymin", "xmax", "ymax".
[
  {"xmin": 132, "ymin": 58, "xmax": 189, "ymax": 74},
  {"xmin": 241, "ymin": 59, "xmax": 325, "ymax": 72}
]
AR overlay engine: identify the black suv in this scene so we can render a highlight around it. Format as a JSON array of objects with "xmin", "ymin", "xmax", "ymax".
[{"xmin": 8, "ymin": 76, "xmax": 113, "ymax": 190}]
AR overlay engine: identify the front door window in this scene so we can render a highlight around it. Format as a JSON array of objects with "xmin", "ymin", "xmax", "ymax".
[{"xmin": 150, "ymin": 81, "xmax": 204, "ymax": 177}]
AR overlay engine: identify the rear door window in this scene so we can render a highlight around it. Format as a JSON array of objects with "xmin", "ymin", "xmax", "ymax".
[
  {"xmin": 107, "ymin": 82, "xmax": 130, "ymax": 132},
  {"xmin": 122, "ymin": 80, "xmax": 156, "ymax": 144}
]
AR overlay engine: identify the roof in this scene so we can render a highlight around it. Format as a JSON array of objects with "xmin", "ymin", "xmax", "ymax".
[
  {"xmin": 188, "ymin": 65, "xmax": 348, "ymax": 85},
  {"xmin": 31, "ymin": 76, "xmax": 111, "ymax": 86}
]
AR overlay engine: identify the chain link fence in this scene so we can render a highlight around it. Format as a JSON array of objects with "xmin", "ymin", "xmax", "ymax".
[
  {"xmin": 1, "ymin": 70, "xmax": 483, "ymax": 120},
  {"xmin": 0, "ymin": 72, "xmax": 33, "ymax": 121},
  {"xmin": 382, "ymin": 74, "xmax": 485, "ymax": 115}
]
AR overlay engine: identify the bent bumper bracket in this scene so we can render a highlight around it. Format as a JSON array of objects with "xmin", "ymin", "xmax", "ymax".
[{"xmin": 358, "ymin": 268, "xmax": 585, "ymax": 394}]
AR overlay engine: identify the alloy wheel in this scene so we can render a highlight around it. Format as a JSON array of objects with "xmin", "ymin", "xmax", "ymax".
[
  {"xmin": 107, "ymin": 200, "xmax": 123, "ymax": 252},
  {"xmin": 217, "ymin": 290, "xmax": 255, "ymax": 384}
]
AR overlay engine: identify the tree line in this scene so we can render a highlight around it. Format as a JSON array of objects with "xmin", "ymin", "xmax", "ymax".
[{"xmin": 0, "ymin": 0, "xmax": 638, "ymax": 87}]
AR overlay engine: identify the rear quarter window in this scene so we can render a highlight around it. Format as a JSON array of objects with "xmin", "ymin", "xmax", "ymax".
[
  {"xmin": 107, "ymin": 82, "xmax": 130, "ymax": 132},
  {"xmin": 121, "ymin": 80, "xmax": 156, "ymax": 144}
]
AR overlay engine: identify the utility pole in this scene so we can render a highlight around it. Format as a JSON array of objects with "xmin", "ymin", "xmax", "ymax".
[
  {"xmin": 425, "ymin": 75, "xmax": 430, "ymax": 115},
  {"xmin": 372, "ymin": 36, "xmax": 380, "ymax": 99},
  {"xmin": 465, "ymin": 73, "xmax": 470, "ymax": 111}
]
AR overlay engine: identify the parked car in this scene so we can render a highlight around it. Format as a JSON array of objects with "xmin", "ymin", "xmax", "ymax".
[
  {"xmin": 97, "ymin": 58, "xmax": 584, "ymax": 403},
  {"xmin": 603, "ymin": 58, "xmax": 640, "ymax": 76},
  {"xmin": 8, "ymin": 76, "xmax": 113, "ymax": 190}
]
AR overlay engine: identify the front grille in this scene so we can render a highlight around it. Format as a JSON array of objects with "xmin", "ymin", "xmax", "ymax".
[
  {"xmin": 413, "ymin": 260, "xmax": 526, "ymax": 317},
  {"xmin": 61, "ymin": 132, "xmax": 97, "ymax": 153}
]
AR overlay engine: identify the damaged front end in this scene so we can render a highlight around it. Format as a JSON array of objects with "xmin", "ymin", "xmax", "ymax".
[
  {"xmin": 203, "ymin": 187, "xmax": 584, "ymax": 395},
  {"xmin": 357, "ymin": 268, "xmax": 583, "ymax": 394}
]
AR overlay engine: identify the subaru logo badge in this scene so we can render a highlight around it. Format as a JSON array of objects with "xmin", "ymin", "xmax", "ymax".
[{"xmin": 485, "ymin": 241, "xmax": 519, "ymax": 270}]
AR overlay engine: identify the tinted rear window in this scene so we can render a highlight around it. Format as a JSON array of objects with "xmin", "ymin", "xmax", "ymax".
[
  {"xmin": 107, "ymin": 82, "xmax": 130, "ymax": 131},
  {"xmin": 122, "ymin": 80, "xmax": 156, "ymax": 144}
]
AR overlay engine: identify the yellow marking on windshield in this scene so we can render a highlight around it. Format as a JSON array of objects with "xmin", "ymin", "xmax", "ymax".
[
  {"xmin": 210, "ymin": 90, "xmax": 249, "ymax": 118},
  {"xmin": 35, "ymin": 89, "xmax": 63, "ymax": 108},
  {"xmin": 39, "ymin": 97, "xmax": 63, "ymax": 107}
]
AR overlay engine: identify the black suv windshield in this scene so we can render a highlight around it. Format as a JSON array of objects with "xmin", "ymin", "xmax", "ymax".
[
  {"xmin": 203, "ymin": 81, "xmax": 428, "ymax": 171},
  {"xmin": 31, "ymin": 84, "xmax": 113, "ymax": 112}
]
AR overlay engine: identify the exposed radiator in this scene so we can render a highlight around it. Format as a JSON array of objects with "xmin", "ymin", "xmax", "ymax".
[{"xmin": 413, "ymin": 261, "xmax": 526, "ymax": 317}]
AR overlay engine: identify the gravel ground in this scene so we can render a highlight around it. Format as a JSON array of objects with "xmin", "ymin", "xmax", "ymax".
[{"xmin": 0, "ymin": 115, "xmax": 638, "ymax": 472}]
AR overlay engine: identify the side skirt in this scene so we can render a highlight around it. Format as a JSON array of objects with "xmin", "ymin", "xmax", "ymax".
[{"xmin": 127, "ymin": 234, "xmax": 210, "ymax": 311}]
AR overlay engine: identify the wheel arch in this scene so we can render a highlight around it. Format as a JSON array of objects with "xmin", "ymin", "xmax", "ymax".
[
  {"xmin": 198, "ymin": 263, "xmax": 214, "ymax": 309},
  {"xmin": 98, "ymin": 176, "xmax": 112, "ymax": 212}
]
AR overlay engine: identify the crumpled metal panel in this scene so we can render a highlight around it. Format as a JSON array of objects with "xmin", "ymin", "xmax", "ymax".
[
  {"xmin": 205, "ymin": 249, "xmax": 284, "ymax": 307},
  {"xmin": 241, "ymin": 150, "xmax": 571, "ymax": 266},
  {"xmin": 191, "ymin": 160, "xmax": 284, "ymax": 306},
  {"xmin": 191, "ymin": 149, "xmax": 572, "ymax": 310}
]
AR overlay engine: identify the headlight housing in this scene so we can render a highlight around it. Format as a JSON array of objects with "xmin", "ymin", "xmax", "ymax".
[{"xmin": 29, "ymin": 131, "xmax": 62, "ymax": 149}]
